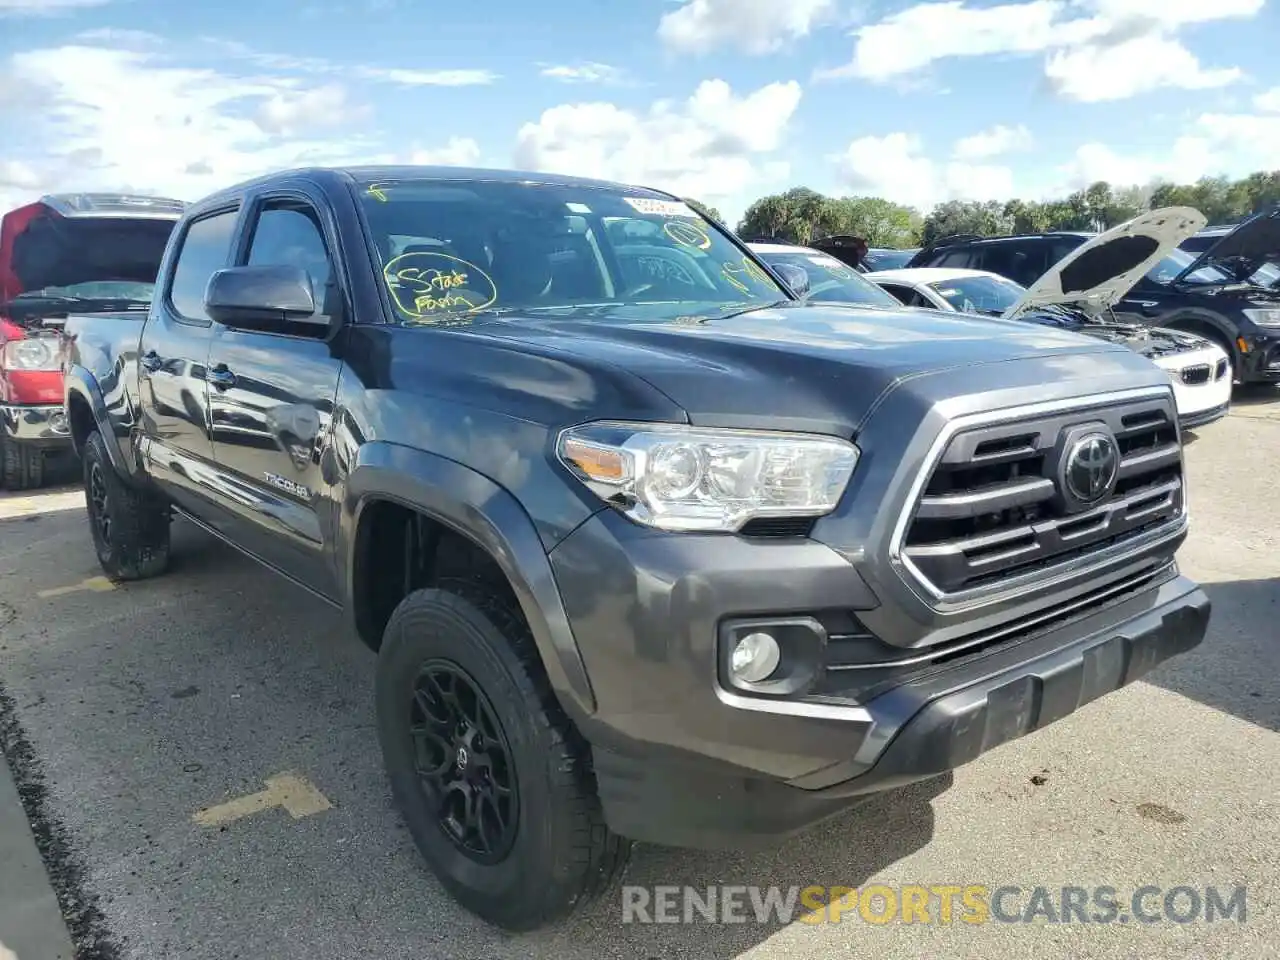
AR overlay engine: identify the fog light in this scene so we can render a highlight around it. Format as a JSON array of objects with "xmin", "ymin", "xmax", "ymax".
[{"xmin": 731, "ymin": 632, "xmax": 781, "ymax": 683}]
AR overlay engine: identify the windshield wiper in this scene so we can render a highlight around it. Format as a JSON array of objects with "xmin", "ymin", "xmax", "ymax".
[{"xmin": 716, "ymin": 300, "xmax": 793, "ymax": 321}]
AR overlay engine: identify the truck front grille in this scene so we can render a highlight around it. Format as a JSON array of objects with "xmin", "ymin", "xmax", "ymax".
[{"xmin": 896, "ymin": 392, "xmax": 1184, "ymax": 599}]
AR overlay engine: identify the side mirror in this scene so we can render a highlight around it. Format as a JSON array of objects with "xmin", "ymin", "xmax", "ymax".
[
  {"xmin": 204, "ymin": 265, "xmax": 330, "ymax": 332},
  {"xmin": 772, "ymin": 263, "xmax": 812, "ymax": 298}
]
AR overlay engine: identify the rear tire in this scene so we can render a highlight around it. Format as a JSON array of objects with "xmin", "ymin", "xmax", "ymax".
[
  {"xmin": 375, "ymin": 584, "xmax": 631, "ymax": 931},
  {"xmin": 82, "ymin": 430, "xmax": 171, "ymax": 580},
  {"xmin": 0, "ymin": 434, "xmax": 45, "ymax": 490}
]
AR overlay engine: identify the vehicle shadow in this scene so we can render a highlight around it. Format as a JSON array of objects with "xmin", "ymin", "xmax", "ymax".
[
  {"xmin": 1142, "ymin": 577, "xmax": 1278, "ymax": 734},
  {"xmin": 530, "ymin": 773, "xmax": 951, "ymax": 958},
  {"xmin": 1230, "ymin": 383, "xmax": 1280, "ymax": 407}
]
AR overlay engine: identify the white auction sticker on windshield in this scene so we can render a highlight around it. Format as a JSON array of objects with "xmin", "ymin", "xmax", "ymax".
[{"xmin": 624, "ymin": 197, "xmax": 697, "ymax": 218}]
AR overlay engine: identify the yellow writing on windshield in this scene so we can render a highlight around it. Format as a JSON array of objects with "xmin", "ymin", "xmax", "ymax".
[
  {"xmin": 383, "ymin": 251, "xmax": 497, "ymax": 320},
  {"xmin": 722, "ymin": 256, "xmax": 773, "ymax": 297},
  {"xmin": 664, "ymin": 220, "xmax": 711, "ymax": 251},
  {"xmin": 367, "ymin": 183, "xmax": 392, "ymax": 202}
]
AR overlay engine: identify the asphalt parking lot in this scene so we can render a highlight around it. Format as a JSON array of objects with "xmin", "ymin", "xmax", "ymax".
[{"xmin": 0, "ymin": 396, "xmax": 1277, "ymax": 960}]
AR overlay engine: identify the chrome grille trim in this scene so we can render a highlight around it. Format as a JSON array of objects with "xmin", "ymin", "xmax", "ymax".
[{"xmin": 887, "ymin": 386, "xmax": 1187, "ymax": 613}]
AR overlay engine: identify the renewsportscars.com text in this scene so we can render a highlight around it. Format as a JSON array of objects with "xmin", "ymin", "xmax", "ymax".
[{"xmin": 621, "ymin": 884, "xmax": 1248, "ymax": 925}]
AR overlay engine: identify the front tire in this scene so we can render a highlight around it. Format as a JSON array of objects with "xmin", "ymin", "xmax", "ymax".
[
  {"xmin": 82, "ymin": 430, "xmax": 171, "ymax": 580},
  {"xmin": 0, "ymin": 433, "xmax": 45, "ymax": 490},
  {"xmin": 375, "ymin": 585, "xmax": 631, "ymax": 931}
]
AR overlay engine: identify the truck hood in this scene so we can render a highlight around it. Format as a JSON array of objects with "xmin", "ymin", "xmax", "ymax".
[
  {"xmin": 1173, "ymin": 205, "xmax": 1280, "ymax": 286},
  {"xmin": 465, "ymin": 301, "xmax": 1145, "ymax": 431},
  {"xmin": 1002, "ymin": 206, "xmax": 1206, "ymax": 318},
  {"xmin": 0, "ymin": 200, "xmax": 176, "ymax": 306},
  {"xmin": 1018, "ymin": 312, "xmax": 1213, "ymax": 360}
]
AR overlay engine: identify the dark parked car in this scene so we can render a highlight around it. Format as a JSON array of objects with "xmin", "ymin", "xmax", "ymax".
[
  {"xmin": 908, "ymin": 208, "xmax": 1280, "ymax": 384},
  {"xmin": 63, "ymin": 165, "xmax": 1209, "ymax": 931}
]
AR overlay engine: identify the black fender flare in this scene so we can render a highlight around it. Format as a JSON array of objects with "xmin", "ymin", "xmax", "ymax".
[
  {"xmin": 1155, "ymin": 310, "xmax": 1239, "ymax": 357},
  {"xmin": 63, "ymin": 365, "xmax": 131, "ymax": 477},
  {"xmin": 340, "ymin": 441, "xmax": 597, "ymax": 718}
]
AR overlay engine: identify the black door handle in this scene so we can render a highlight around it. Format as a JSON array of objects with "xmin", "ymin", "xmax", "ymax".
[
  {"xmin": 208, "ymin": 365, "xmax": 236, "ymax": 390},
  {"xmin": 140, "ymin": 350, "xmax": 162, "ymax": 373}
]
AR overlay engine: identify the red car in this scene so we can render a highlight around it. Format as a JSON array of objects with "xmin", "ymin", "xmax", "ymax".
[{"xmin": 0, "ymin": 192, "xmax": 184, "ymax": 488}]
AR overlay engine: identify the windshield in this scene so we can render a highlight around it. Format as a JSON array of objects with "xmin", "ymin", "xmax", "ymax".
[
  {"xmin": 13, "ymin": 280, "xmax": 155, "ymax": 301},
  {"xmin": 928, "ymin": 275, "xmax": 1025, "ymax": 315},
  {"xmin": 860, "ymin": 248, "xmax": 917, "ymax": 271},
  {"xmin": 754, "ymin": 250, "xmax": 900, "ymax": 307},
  {"xmin": 1146, "ymin": 248, "xmax": 1233, "ymax": 286},
  {"xmin": 356, "ymin": 179, "xmax": 787, "ymax": 322}
]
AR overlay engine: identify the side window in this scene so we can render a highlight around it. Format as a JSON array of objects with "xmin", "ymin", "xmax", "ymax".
[
  {"xmin": 935, "ymin": 249, "xmax": 974, "ymax": 269},
  {"xmin": 908, "ymin": 290, "xmax": 935, "ymax": 308},
  {"xmin": 168, "ymin": 210, "xmax": 239, "ymax": 322},
  {"xmin": 878, "ymin": 283, "xmax": 915, "ymax": 305},
  {"xmin": 244, "ymin": 202, "xmax": 334, "ymax": 315},
  {"xmin": 976, "ymin": 243, "xmax": 1039, "ymax": 286}
]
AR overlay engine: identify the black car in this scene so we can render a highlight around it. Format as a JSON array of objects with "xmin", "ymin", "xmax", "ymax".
[{"xmin": 908, "ymin": 209, "xmax": 1280, "ymax": 384}]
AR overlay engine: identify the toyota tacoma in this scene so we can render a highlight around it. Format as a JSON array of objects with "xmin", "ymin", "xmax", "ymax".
[{"xmin": 61, "ymin": 166, "xmax": 1211, "ymax": 931}]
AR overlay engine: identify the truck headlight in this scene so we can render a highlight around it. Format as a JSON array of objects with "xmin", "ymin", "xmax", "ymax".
[
  {"xmin": 1243, "ymin": 308, "xmax": 1280, "ymax": 327},
  {"xmin": 2, "ymin": 338, "xmax": 59, "ymax": 371},
  {"xmin": 557, "ymin": 421, "xmax": 859, "ymax": 532}
]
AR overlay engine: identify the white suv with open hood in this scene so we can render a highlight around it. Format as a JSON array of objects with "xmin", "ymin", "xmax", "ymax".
[{"xmin": 864, "ymin": 208, "xmax": 1232, "ymax": 430}]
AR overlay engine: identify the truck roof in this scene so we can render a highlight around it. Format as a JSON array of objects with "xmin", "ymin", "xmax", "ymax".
[{"xmin": 194, "ymin": 165, "xmax": 683, "ymax": 209}]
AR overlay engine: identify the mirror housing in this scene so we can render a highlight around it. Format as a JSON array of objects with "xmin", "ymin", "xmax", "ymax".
[
  {"xmin": 772, "ymin": 262, "xmax": 811, "ymax": 298},
  {"xmin": 204, "ymin": 265, "xmax": 330, "ymax": 331}
]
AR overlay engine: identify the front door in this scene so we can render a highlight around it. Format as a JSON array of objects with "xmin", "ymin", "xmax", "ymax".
[
  {"xmin": 137, "ymin": 206, "xmax": 239, "ymax": 516},
  {"xmin": 204, "ymin": 193, "xmax": 346, "ymax": 599}
]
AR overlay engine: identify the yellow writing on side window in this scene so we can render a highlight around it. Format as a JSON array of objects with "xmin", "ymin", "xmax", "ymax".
[{"xmin": 383, "ymin": 251, "xmax": 498, "ymax": 320}]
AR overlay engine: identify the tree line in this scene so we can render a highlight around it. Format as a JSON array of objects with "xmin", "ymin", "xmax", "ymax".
[{"xmin": 684, "ymin": 170, "xmax": 1280, "ymax": 250}]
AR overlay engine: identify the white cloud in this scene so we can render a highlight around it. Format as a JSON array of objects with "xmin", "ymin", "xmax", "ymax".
[
  {"xmin": 823, "ymin": 0, "xmax": 1259, "ymax": 102},
  {"xmin": 952, "ymin": 124, "xmax": 1033, "ymax": 160},
  {"xmin": 835, "ymin": 132, "xmax": 1015, "ymax": 211},
  {"xmin": 4, "ymin": 44, "xmax": 383, "ymax": 207},
  {"xmin": 200, "ymin": 39, "xmax": 498, "ymax": 86},
  {"xmin": 1044, "ymin": 34, "xmax": 1241, "ymax": 101},
  {"xmin": 1255, "ymin": 87, "xmax": 1280, "ymax": 112},
  {"xmin": 540, "ymin": 62, "xmax": 626, "ymax": 84},
  {"xmin": 0, "ymin": 160, "xmax": 42, "ymax": 190},
  {"xmin": 658, "ymin": 0, "xmax": 835, "ymax": 54},
  {"xmin": 513, "ymin": 79, "xmax": 801, "ymax": 214},
  {"xmin": 256, "ymin": 83, "xmax": 367, "ymax": 135},
  {"xmin": 73, "ymin": 27, "xmax": 162, "ymax": 45},
  {"xmin": 408, "ymin": 137, "xmax": 482, "ymax": 167},
  {"xmin": 0, "ymin": 0, "xmax": 108, "ymax": 14},
  {"xmin": 1057, "ymin": 111, "xmax": 1280, "ymax": 191},
  {"xmin": 355, "ymin": 67, "xmax": 498, "ymax": 86}
]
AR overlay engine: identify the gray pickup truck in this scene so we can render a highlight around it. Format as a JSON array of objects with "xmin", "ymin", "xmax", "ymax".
[{"xmin": 61, "ymin": 165, "xmax": 1211, "ymax": 931}]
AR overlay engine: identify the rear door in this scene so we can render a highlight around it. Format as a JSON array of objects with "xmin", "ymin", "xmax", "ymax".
[
  {"xmin": 202, "ymin": 187, "xmax": 347, "ymax": 599},
  {"xmin": 137, "ymin": 205, "xmax": 239, "ymax": 516}
]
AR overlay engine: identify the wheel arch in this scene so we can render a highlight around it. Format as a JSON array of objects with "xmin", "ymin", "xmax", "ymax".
[
  {"xmin": 64, "ymin": 365, "xmax": 131, "ymax": 476},
  {"xmin": 341, "ymin": 441, "xmax": 597, "ymax": 719}
]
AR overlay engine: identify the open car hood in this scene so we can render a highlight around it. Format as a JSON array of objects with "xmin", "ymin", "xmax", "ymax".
[
  {"xmin": 1173, "ymin": 205, "xmax": 1280, "ymax": 285},
  {"xmin": 0, "ymin": 194, "xmax": 183, "ymax": 307},
  {"xmin": 1001, "ymin": 207, "xmax": 1206, "ymax": 319}
]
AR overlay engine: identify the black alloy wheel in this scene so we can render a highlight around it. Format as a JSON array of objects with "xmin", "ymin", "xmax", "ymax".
[{"xmin": 410, "ymin": 660, "xmax": 519, "ymax": 863}]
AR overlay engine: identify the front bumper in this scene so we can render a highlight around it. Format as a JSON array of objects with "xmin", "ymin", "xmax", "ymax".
[
  {"xmin": 1239, "ymin": 329, "xmax": 1280, "ymax": 383},
  {"xmin": 1180, "ymin": 400, "xmax": 1230, "ymax": 430},
  {"xmin": 0, "ymin": 403, "xmax": 72, "ymax": 447},
  {"xmin": 552, "ymin": 510, "xmax": 1209, "ymax": 849}
]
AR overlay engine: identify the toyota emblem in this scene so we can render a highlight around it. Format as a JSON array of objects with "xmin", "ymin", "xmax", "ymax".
[{"xmin": 1063, "ymin": 432, "xmax": 1119, "ymax": 504}]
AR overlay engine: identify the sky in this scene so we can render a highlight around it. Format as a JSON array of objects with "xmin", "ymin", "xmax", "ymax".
[{"xmin": 0, "ymin": 0, "xmax": 1277, "ymax": 226}]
